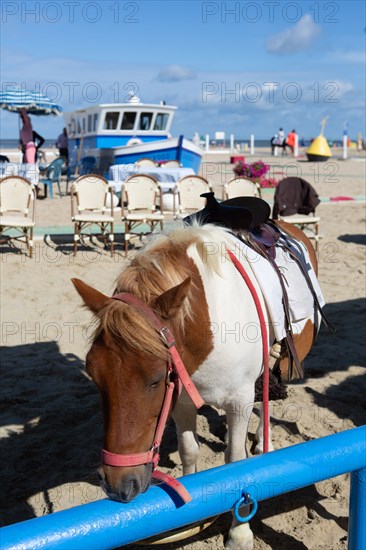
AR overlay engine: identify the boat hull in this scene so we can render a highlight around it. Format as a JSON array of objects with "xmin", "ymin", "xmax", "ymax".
[{"xmin": 112, "ymin": 135, "xmax": 203, "ymax": 173}]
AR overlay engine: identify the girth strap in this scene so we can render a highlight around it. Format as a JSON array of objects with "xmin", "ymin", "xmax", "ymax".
[
  {"xmin": 245, "ymin": 226, "xmax": 303, "ymax": 380},
  {"xmin": 244, "ymin": 221, "xmax": 334, "ymax": 380},
  {"xmin": 274, "ymin": 229, "xmax": 335, "ymax": 334}
]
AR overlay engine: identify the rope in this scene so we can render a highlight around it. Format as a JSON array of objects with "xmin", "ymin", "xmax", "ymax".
[{"xmin": 227, "ymin": 249, "xmax": 270, "ymax": 453}]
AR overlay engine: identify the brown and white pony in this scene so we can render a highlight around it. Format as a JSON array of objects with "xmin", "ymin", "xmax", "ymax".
[{"xmin": 73, "ymin": 221, "xmax": 320, "ymax": 550}]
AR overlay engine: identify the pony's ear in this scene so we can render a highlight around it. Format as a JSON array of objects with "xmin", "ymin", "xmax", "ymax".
[
  {"xmin": 71, "ymin": 278, "xmax": 111, "ymax": 314},
  {"xmin": 152, "ymin": 278, "xmax": 191, "ymax": 320}
]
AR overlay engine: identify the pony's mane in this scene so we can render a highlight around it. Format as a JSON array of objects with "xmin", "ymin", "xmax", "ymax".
[
  {"xmin": 96, "ymin": 222, "xmax": 234, "ymax": 357},
  {"xmin": 96, "ymin": 300, "xmax": 169, "ymax": 359}
]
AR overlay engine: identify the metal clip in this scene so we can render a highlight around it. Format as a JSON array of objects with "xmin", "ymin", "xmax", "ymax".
[
  {"xmin": 159, "ymin": 326, "xmax": 176, "ymax": 348},
  {"xmin": 233, "ymin": 492, "xmax": 258, "ymax": 523}
]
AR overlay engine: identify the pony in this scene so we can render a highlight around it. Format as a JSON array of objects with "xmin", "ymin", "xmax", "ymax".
[
  {"xmin": 271, "ymin": 136, "xmax": 290, "ymax": 156},
  {"xmin": 72, "ymin": 221, "xmax": 320, "ymax": 550}
]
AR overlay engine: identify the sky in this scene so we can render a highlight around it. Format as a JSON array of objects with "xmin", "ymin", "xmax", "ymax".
[{"xmin": 1, "ymin": 0, "xmax": 365, "ymax": 141}]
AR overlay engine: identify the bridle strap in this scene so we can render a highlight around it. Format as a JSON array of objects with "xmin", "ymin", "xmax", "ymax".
[
  {"xmin": 112, "ymin": 292, "xmax": 204, "ymax": 409},
  {"xmin": 101, "ymin": 291, "xmax": 204, "ymax": 503},
  {"xmin": 163, "ymin": 334, "xmax": 204, "ymax": 408},
  {"xmin": 102, "ymin": 380, "xmax": 175, "ymax": 469},
  {"xmin": 102, "ymin": 448, "xmax": 155, "ymax": 468}
]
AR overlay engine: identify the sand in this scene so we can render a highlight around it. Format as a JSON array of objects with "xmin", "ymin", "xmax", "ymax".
[{"xmin": 1, "ymin": 149, "xmax": 365, "ymax": 549}]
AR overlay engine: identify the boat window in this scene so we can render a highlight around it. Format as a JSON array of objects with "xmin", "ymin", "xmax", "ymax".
[
  {"xmin": 139, "ymin": 112, "xmax": 153, "ymax": 131},
  {"xmin": 103, "ymin": 112, "xmax": 120, "ymax": 130},
  {"xmin": 82, "ymin": 118, "xmax": 86, "ymax": 134},
  {"xmin": 93, "ymin": 114, "xmax": 98, "ymax": 132},
  {"xmin": 154, "ymin": 113, "xmax": 169, "ymax": 131},
  {"xmin": 77, "ymin": 119, "xmax": 81, "ymax": 134},
  {"xmin": 69, "ymin": 119, "xmax": 76, "ymax": 136},
  {"xmin": 87, "ymin": 115, "xmax": 92, "ymax": 132},
  {"xmin": 121, "ymin": 112, "xmax": 136, "ymax": 130}
]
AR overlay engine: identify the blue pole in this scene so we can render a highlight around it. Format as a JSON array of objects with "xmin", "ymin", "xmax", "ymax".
[
  {"xmin": 1, "ymin": 426, "xmax": 365, "ymax": 550},
  {"xmin": 348, "ymin": 467, "xmax": 366, "ymax": 550}
]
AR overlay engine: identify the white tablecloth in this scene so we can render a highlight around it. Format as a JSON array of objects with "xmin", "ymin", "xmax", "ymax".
[
  {"xmin": 0, "ymin": 162, "xmax": 39, "ymax": 186},
  {"xmin": 109, "ymin": 164, "xmax": 195, "ymax": 193}
]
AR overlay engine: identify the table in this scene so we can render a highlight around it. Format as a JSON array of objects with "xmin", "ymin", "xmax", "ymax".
[
  {"xmin": 0, "ymin": 162, "xmax": 39, "ymax": 186},
  {"xmin": 109, "ymin": 164, "xmax": 195, "ymax": 193}
]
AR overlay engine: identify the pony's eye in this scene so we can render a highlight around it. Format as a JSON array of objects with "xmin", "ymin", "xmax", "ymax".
[{"xmin": 149, "ymin": 380, "xmax": 162, "ymax": 390}]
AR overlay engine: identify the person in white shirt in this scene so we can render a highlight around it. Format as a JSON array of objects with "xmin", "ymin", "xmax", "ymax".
[{"xmin": 278, "ymin": 128, "xmax": 285, "ymax": 145}]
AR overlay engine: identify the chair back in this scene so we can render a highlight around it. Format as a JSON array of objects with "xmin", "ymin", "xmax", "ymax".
[
  {"xmin": 273, "ymin": 177, "xmax": 320, "ymax": 219},
  {"xmin": 223, "ymin": 177, "xmax": 261, "ymax": 200},
  {"xmin": 79, "ymin": 156, "xmax": 97, "ymax": 175},
  {"xmin": 176, "ymin": 175, "xmax": 211, "ymax": 213},
  {"xmin": 123, "ymin": 175, "xmax": 162, "ymax": 212},
  {"xmin": 46, "ymin": 158, "xmax": 64, "ymax": 182},
  {"xmin": 134, "ymin": 158, "xmax": 157, "ymax": 167},
  {"xmin": 0, "ymin": 176, "xmax": 34, "ymax": 216},
  {"xmin": 73, "ymin": 174, "xmax": 110, "ymax": 213},
  {"xmin": 161, "ymin": 160, "xmax": 181, "ymax": 168}
]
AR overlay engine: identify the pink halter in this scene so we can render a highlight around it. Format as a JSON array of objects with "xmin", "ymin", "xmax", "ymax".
[{"xmin": 101, "ymin": 292, "xmax": 204, "ymax": 503}]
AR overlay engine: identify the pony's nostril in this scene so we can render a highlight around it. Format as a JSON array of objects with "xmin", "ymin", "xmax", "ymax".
[{"xmin": 120, "ymin": 477, "xmax": 141, "ymax": 502}]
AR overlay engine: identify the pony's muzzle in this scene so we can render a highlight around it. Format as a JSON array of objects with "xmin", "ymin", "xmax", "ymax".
[{"xmin": 98, "ymin": 464, "xmax": 152, "ymax": 503}]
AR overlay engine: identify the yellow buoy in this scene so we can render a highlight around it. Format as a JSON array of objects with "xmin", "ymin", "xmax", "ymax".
[
  {"xmin": 306, "ymin": 135, "xmax": 332, "ymax": 161},
  {"xmin": 306, "ymin": 117, "xmax": 332, "ymax": 162}
]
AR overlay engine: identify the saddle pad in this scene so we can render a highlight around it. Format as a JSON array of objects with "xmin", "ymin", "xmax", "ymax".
[
  {"xmin": 228, "ymin": 233, "xmax": 325, "ymax": 341},
  {"xmin": 275, "ymin": 233, "xmax": 325, "ymax": 320}
]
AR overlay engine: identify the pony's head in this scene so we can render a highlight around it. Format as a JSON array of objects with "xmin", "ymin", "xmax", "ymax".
[
  {"xmin": 72, "ymin": 276, "xmax": 192, "ymax": 502},
  {"xmin": 72, "ymin": 224, "xmax": 230, "ymax": 501}
]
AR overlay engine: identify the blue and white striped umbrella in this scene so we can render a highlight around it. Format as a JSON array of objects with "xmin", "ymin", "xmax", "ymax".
[{"xmin": 0, "ymin": 89, "xmax": 62, "ymax": 116}]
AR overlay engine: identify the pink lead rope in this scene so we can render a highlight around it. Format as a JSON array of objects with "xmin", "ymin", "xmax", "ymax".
[{"xmin": 227, "ymin": 249, "xmax": 270, "ymax": 453}]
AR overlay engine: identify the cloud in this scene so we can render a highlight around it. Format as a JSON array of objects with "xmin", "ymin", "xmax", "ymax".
[
  {"xmin": 328, "ymin": 50, "xmax": 366, "ymax": 64},
  {"xmin": 1, "ymin": 50, "xmax": 363, "ymax": 140},
  {"xmin": 266, "ymin": 15, "xmax": 321, "ymax": 54},
  {"xmin": 156, "ymin": 65, "xmax": 196, "ymax": 83}
]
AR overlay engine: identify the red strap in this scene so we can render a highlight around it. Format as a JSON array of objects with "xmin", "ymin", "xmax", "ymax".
[
  {"xmin": 102, "ymin": 291, "xmax": 204, "ymax": 504},
  {"xmin": 152, "ymin": 470, "xmax": 192, "ymax": 503},
  {"xmin": 168, "ymin": 344, "xmax": 204, "ymax": 408},
  {"xmin": 113, "ymin": 293, "xmax": 204, "ymax": 409},
  {"xmin": 227, "ymin": 249, "xmax": 270, "ymax": 453},
  {"xmin": 154, "ymin": 381, "xmax": 175, "ymax": 444},
  {"xmin": 102, "ymin": 448, "xmax": 155, "ymax": 467},
  {"xmin": 102, "ymin": 380, "xmax": 176, "ymax": 468},
  {"xmin": 113, "ymin": 293, "xmax": 167, "ymax": 333},
  {"xmin": 158, "ymin": 326, "xmax": 204, "ymax": 408}
]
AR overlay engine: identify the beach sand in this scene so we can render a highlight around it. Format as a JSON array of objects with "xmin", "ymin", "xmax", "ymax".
[{"xmin": 1, "ymin": 150, "xmax": 365, "ymax": 549}]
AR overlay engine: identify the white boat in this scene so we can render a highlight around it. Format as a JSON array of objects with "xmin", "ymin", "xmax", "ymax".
[{"xmin": 63, "ymin": 95, "xmax": 203, "ymax": 173}]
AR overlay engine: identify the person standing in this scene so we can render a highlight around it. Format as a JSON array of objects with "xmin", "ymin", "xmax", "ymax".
[
  {"xmin": 33, "ymin": 130, "xmax": 45, "ymax": 161},
  {"xmin": 278, "ymin": 128, "xmax": 285, "ymax": 145},
  {"xmin": 56, "ymin": 128, "xmax": 69, "ymax": 163},
  {"xmin": 19, "ymin": 109, "xmax": 36, "ymax": 164},
  {"xmin": 286, "ymin": 129, "xmax": 297, "ymax": 155}
]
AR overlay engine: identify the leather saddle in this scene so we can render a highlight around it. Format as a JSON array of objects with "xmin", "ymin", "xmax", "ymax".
[
  {"xmin": 184, "ymin": 192, "xmax": 281, "ymax": 260},
  {"xmin": 184, "ymin": 192, "xmax": 333, "ymax": 381},
  {"xmin": 184, "ymin": 191, "xmax": 271, "ymax": 230}
]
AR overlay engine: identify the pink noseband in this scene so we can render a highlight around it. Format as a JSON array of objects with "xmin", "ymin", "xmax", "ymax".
[{"xmin": 101, "ymin": 292, "xmax": 204, "ymax": 503}]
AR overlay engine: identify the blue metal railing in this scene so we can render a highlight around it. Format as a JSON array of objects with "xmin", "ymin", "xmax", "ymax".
[{"xmin": 1, "ymin": 426, "xmax": 365, "ymax": 550}]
